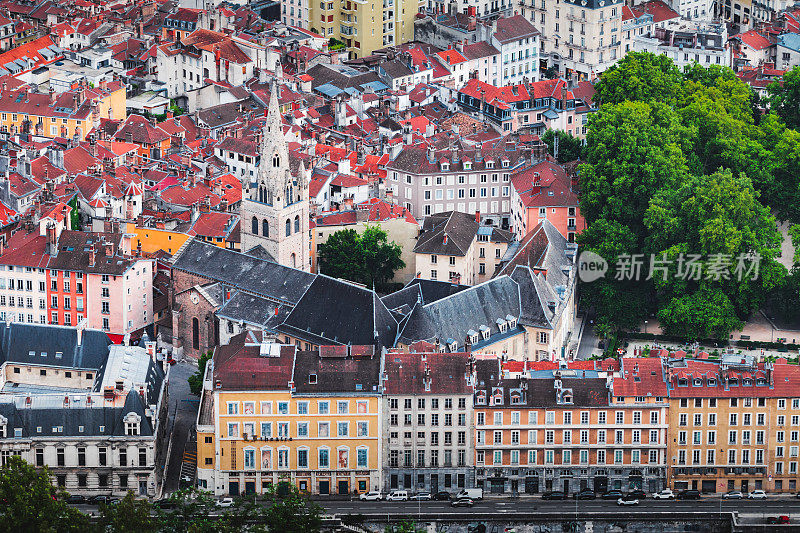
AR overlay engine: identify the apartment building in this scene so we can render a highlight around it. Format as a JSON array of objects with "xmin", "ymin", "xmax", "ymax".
[
  {"xmin": 0, "ymin": 323, "xmax": 168, "ymax": 496},
  {"xmin": 381, "ymin": 350, "xmax": 474, "ymax": 492},
  {"xmin": 475, "ymin": 15, "xmax": 541, "ymax": 85},
  {"xmin": 197, "ymin": 333, "xmax": 383, "ymax": 496},
  {"xmin": 309, "ymin": 0, "xmax": 417, "ymax": 58},
  {"xmin": 413, "ymin": 211, "xmax": 514, "ymax": 285},
  {"xmin": 632, "ymin": 20, "xmax": 729, "ymax": 68},
  {"xmin": 473, "ymin": 357, "xmax": 668, "ymax": 494},
  {"xmin": 665, "ymin": 353, "xmax": 800, "ymax": 494},
  {"xmin": 385, "ymin": 134, "xmax": 548, "ymax": 224},
  {"xmin": 521, "ymin": 0, "xmax": 623, "ymax": 80}
]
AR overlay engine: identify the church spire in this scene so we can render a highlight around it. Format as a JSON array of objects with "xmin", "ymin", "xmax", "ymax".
[{"xmin": 255, "ymin": 78, "xmax": 290, "ymax": 203}]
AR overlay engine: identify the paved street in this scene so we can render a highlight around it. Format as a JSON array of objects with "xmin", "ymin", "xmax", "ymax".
[{"xmin": 161, "ymin": 361, "xmax": 199, "ymax": 495}]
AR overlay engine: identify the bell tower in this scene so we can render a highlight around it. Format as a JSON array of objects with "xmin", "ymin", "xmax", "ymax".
[{"xmin": 240, "ymin": 81, "xmax": 309, "ymax": 270}]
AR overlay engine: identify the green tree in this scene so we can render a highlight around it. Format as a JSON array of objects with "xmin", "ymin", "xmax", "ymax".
[
  {"xmin": 594, "ymin": 52, "xmax": 683, "ymax": 105},
  {"xmin": 656, "ymin": 288, "xmax": 743, "ymax": 340},
  {"xmin": 317, "ymin": 226, "xmax": 404, "ymax": 292},
  {"xmin": 768, "ymin": 66, "xmax": 800, "ymax": 129},
  {"xmin": 262, "ymin": 484, "xmax": 323, "ymax": 533},
  {"xmin": 385, "ymin": 519, "xmax": 425, "ymax": 533},
  {"xmin": 98, "ymin": 491, "xmax": 157, "ymax": 533},
  {"xmin": 0, "ymin": 456, "xmax": 90, "ymax": 533},
  {"xmin": 541, "ymin": 129, "xmax": 583, "ymax": 162},
  {"xmin": 188, "ymin": 350, "xmax": 212, "ymax": 395}
]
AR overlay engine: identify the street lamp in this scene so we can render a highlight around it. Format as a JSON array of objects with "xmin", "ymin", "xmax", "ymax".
[{"xmin": 644, "ymin": 320, "xmax": 648, "ymax": 335}]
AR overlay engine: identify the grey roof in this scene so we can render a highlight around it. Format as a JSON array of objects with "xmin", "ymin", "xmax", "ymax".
[
  {"xmin": 403, "ymin": 278, "xmax": 470, "ymax": 304},
  {"xmin": 397, "ymin": 275, "xmax": 522, "ymax": 350},
  {"xmin": 307, "ymin": 63, "xmax": 382, "ymax": 91},
  {"xmin": 216, "ymin": 290, "xmax": 291, "ymax": 331},
  {"xmin": 172, "ymin": 240, "xmax": 314, "ymax": 305},
  {"xmin": 0, "ymin": 390, "xmax": 154, "ymax": 438},
  {"xmin": 292, "ymin": 349, "xmax": 382, "ymax": 394},
  {"xmin": 413, "ymin": 211, "xmax": 479, "ymax": 256},
  {"xmin": 381, "ymin": 283, "xmax": 422, "ymax": 313},
  {"xmin": 280, "ymin": 275, "xmax": 398, "ymax": 349},
  {"xmin": 0, "ymin": 322, "xmax": 111, "ymax": 370}
]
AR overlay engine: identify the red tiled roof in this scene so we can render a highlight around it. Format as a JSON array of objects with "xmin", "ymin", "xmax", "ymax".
[
  {"xmin": 735, "ymin": 29, "xmax": 773, "ymax": 50},
  {"xmin": 383, "ymin": 351, "xmax": 472, "ymax": 394},
  {"xmin": 613, "ymin": 357, "xmax": 668, "ymax": 397},
  {"xmin": 511, "ymin": 160, "xmax": 578, "ymax": 208},
  {"xmin": 638, "ymin": 0, "xmax": 679, "ymax": 23}
]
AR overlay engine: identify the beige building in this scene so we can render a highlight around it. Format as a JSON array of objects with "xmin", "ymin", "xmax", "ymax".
[
  {"xmin": 521, "ymin": 0, "xmax": 624, "ymax": 80},
  {"xmin": 313, "ymin": 199, "xmax": 419, "ymax": 284},
  {"xmin": 413, "ymin": 211, "xmax": 514, "ymax": 286}
]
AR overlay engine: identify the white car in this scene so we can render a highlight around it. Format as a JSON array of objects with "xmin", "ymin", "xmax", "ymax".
[
  {"xmin": 748, "ymin": 490, "xmax": 767, "ymax": 500},
  {"xmin": 652, "ymin": 489, "xmax": 675, "ymax": 500},
  {"xmin": 359, "ymin": 491, "xmax": 382, "ymax": 501},
  {"xmin": 617, "ymin": 496, "xmax": 640, "ymax": 506},
  {"xmin": 216, "ymin": 497, "xmax": 234, "ymax": 507},
  {"xmin": 385, "ymin": 490, "xmax": 409, "ymax": 501}
]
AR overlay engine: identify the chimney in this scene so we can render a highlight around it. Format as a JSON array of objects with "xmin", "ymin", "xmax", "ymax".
[
  {"xmin": 125, "ymin": 131, "xmax": 133, "ymax": 143},
  {"xmin": 46, "ymin": 223, "xmax": 57, "ymax": 256},
  {"xmin": 89, "ymin": 243, "xmax": 96, "ymax": 265},
  {"xmin": 49, "ymin": 86, "xmax": 56, "ymax": 105},
  {"xmin": 475, "ymin": 211, "xmax": 481, "ymax": 224}
]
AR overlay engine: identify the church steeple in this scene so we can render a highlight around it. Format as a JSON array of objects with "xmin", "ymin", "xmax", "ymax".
[{"xmin": 253, "ymin": 80, "xmax": 292, "ymax": 206}]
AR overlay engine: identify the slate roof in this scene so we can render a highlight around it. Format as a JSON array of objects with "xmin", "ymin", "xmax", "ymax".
[
  {"xmin": 280, "ymin": 275, "xmax": 397, "ymax": 348},
  {"xmin": 216, "ymin": 290, "xmax": 291, "ymax": 332},
  {"xmin": 403, "ymin": 278, "xmax": 470, "ymax": 304},
  {"xmin": 397, "ymin": 275, "xmax": 522, "ymax": 350},
  {"xmin": 292, "ymin": 349, "xmax": 382, "ymax": 394},
  {"xmin": 492, "ymin": 15, "xmax": 541, "ymax": 43},
  {"xmin": 171, "ymin": 240, "xmax": 314, "ymax": 305},
  {"xmin": 383, "ymin": 351, "xmax": 472, "ymax": 395},
  {"xmin": 0, "ymin": 322, "xmax": 111, "ymax": 370},
  {"xmin": 413, "ymin": 211, "xmax": 479, "ymax": 256}
]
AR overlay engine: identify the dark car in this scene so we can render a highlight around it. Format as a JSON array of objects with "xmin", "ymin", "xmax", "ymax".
[
  {"xmin": 433, "ymin": 491, "xmax": 451, "ymax": 501},
  {"xmin": 542, "ymin": 491, "xmax": 566, "ymax": 500},
  {"xmin": 601, "ymin": 490, "xmax": 624, "ymax": 500},
  {"xmin": 87, "ymin": 495, "xmax": 113, "ymax": 505},
  {"xmin": 450, "ymin": 497, "xmax": 474, "ymax": 507},
  {"xmin": 573, "ymin": 489, "xmax": 596, "ymax": 500},
  {"xmin": 767, "ymin": 516, "xmax": 790, "ymax": 524},
  {"xmin": 677, "ymin": 490, "xmax": 701, "ymax": 500},
  {"xmin": 65, "ymin": 494, "xmax": 86, "ymax": 504},
  {"xmin": 627, "ymin": 490, "xmax": 647, "ymax": 500}
]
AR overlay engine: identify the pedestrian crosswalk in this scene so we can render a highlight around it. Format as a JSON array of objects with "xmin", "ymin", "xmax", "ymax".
[{"xmin": 179, "ymin": 445, "xmax": 197, "ymax": 484}]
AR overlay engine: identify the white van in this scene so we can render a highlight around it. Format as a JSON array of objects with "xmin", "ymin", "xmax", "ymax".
[
  {"xmin": 456, "ymin": 488, "xmax": 483, "ymax": 500},
  {"xmin": 385, "ymin": 490, "xmax": 409, "ymax": 501}
]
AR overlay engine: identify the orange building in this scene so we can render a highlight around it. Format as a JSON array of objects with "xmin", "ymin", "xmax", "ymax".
[{"xmin": 473, "ymin": 357, "xmax": 669, "ymax": 494}]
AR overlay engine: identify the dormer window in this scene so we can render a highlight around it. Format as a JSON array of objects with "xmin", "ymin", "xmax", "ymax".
[
  {"xmin": 563, "ymin": 394, "xmax": 572, "ymax": 404},
  {"xmin": 497, "ymin": 318, "xmax": 508, "ymax": 333},
  {"xmin": 464, "ymin": 162, "xmax": 472, "ymax": 170},
  {"xmin": 441, "ymin": 162, "xmax": 450, "ymax": 171},
  {"xmin": 506, "ymin": 314, "xmax": 517, "ymax": 329},
  {"xmin": 693, "ymin": 378, "xmax": 702, "ymax": 387},
  {"xmin": 743, "ymin": 379, "xmax": 752, "ymax": 386},
  {"xmin": 467, "ymin": 329, "xmax": 479, "ymax": 345},
  {"xmin": 729, "ymin": 378, "xmax": 739, "ymax": 386},
  {"xmin": 480, "ymin": 325, "xmax": 490, "ymax": 340},
  {"xmin": 756, "ymin": 378, "xmax": 767, "ymax": 386},
  {"xmin": 678, "ymin": 379, "xmax": 688, "ymax": 387},
  {"xmin": 309, "ymin": 373, "xmax": 317, "ymax": 384},
  {"xmin": 124, "ymin": 412, "xmax": 141, "ymax": 436},
  {"xmin": 476, "ymin": 390, "xmax": 487, "ymax": 404},
  {"xmin": 486, "ymin": 161, "xmax": 494, "ymax": 169},
  {"xmin": 448, "ymin": 340, "xmax": 458, "ymax": 352},
  {"xmin": 502, "ymin": 159, "xmax": 509, "ymax": 168},
  {"xmin": 0, "ymin": 415, "xmax": 6, "ymax": 438},
  {"xmin": 708, "ymin": 379, "xmax": 717, "ymax": 387},
  {"xmin": 492, "ymin": 392, "xmax": 503, "ymax": 405},
  {"xmin": 510, "ymin": 392, "xmax": 521, "ymax": 404}
]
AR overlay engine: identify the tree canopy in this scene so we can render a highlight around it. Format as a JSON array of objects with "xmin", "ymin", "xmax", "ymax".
[
  {"xmin": 580, "ymin": 55, "xmax": 795, "ymax": 339},
  {"xmin": 541, "ymin": 129, "xmax": 583, "ymax": 163},
  {"xmin": 317, "ymin": 225, "xmax": 405, "ymax": 292},
  {"xmin": 768, "ymin": 66, "xmax": 800, "ymax": 130}
]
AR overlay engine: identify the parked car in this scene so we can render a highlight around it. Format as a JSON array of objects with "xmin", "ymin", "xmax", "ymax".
[
  {"xmin": 767, "ymin": 516, "xmax": 790, "ymax": 524},
  {"xmin": 65, "ymin": 494, "xmax": 86, "ymax": 504},
  {"xmin": 410, "ymin": 492, "xmax": 432, "ymax": 501},
  {"xmin": 541, "ymin": 491, "xmax": 566, "ymax": 500},
  {"xmin": 573, "ymin": 489, "xmax": 596, "ymax": 500},
  {"xmin": 450, "ymin": 497, "xmax": 474, "ymax": 508},
  {"xmin": 677, "ymin": 490, "xmax": 701, "ymax": 500},
  {"xmin": 748, "ymin": 490, "xmax": 767, "ymax": 500},
  {"xmin": 87, "ymin": 495, "xmax": 114, "ymax": 505},
  {"xmin": 359, "ymin": 491, "xmax": 382, "ymax": 501},
  {"xmin": 601, "ymin": 490, "xmax": 624, "ymax": 500},
  {"xmin": 626, "ymin": 490, "xmax": 646, "ymax": 500},
  {"xmin": 216, "ymin": 497, "xmax": 234, "ymax": 508},
  {"xmin": 652, "ymin": 489, "xmax": 675, "ymax": 500},
  {"xmin": 433, "ymin": 491, "xmax": 451, "ymax": 501},
  {"xmin": 617, "ymin": 495, "xmax": 640, "ymax": 506},
  {"xmin": 385, "ymin": 490, "xmax": 409, "ymax": 502},
  {"xmin": 722, "ymin": 491, "xmax": 743, "ymax": 500}
]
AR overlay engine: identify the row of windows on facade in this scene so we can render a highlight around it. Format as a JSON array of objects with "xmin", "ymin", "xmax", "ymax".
[
  {"xmin": 25, "ymin": 446, "xmax": 148, "ymax": 468},
  {"xmin": 476, "ymin": 428, "xmax": 662, "ymax": 446},
  {"xmin": 388, "ymin": 397, "xmax": 467, "ymax": 410},
  {"xmin": 226, "ymin": 420, "xmax": 369, "ymax": 439},
  {"xmin": 388, "ymin": 430, "xmax": 469, "ymax": 446},
  {"xmin": 0, "ymin": 311, "xmax": 118, "ymax": 330},
  {"xmin": 475, "ymin": 410, "xmax": 660, "ymax": 425},
  {"xmin": 677, "ymin": 412, "xmax": 800, "ymax": 427},
  {"xmin": 476, "ymin": 448, "xmax": 659, "ymax": 466},
  {"xmin": 232, "ymin": 446, "xmax": 370, "ymax": 470},
  {"xmin": 0, "ymin": 418, "xmax": 140, "ymax": 438},
  {"xmin": 674, "ymin": 448, "xmax": 784, "ymax": 467},
  {"xmin": 388, "ymin": 448, "xmax": 468, "ymax": 468},
  {"xmin": 9, "ymin": 366, "xmax": 92, "ymax": 380},
  {"xmin": 677, "ymin": 397, "xmax": 800, "ymax": 408},
  {"xmin": 225, "ymin": 399, "xmax": 369, "ymax": 416},
  {"xmin": 389, "ymin": 413, "xmax": 468, "ymax": 426},
  {"xmin": 393, "ymin": 172, "xmax": 512, "ymax": 183},
  {"xmin": 677, "ymin": 428, "xmax": 800, "ymax": 446},
  {"xmin": 250, "ymin": 215, "xmax": 301, "ymax": 237}
]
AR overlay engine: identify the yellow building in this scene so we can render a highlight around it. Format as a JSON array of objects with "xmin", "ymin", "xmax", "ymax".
[
  {"xmin": 125, "ymin": 210, "xmax": 239, "ymax": 256},
  {"xmin": 197, "ymin": 332, "xmax": 382, "ymax": 495},
  {"xmin": 0, "ymin": 80, "xmax": 125, "ymax": 140},
  {"xmin": 310, "ymin": 0, "xmax": 419, "ymax": 58}
]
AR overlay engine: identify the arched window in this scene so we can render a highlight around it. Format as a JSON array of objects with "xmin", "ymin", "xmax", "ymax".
[
  {"xmin": 285, "ymin": 219, "xmax": 291, "ymax": 237},
  {"xmin": 262, "ymin": 219, "xmax": 269, "ymax": 237},
  {"xmin": 192, "ymin": 317, "xmax": 199, "ymax": 350},
  {"xmin": 290, "ymin": 253, "xmax": 296, "ymax": 268},
  {"xmin": 294, "ymin": 215, "xmax": 300, "ymax": 233},
  {"xmin": 251, "ymin": 216, "xmax": 258, "ymax": 236},
  {"xmin": 258, "ymin": 187, "xmax": 264, "ymax": 203},
  {"xmin": 273, "ymin": 155, "xmax": 280, "ymax": 167}
]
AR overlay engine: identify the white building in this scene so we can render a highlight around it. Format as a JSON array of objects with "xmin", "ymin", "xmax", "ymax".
[{"xmin": 476, "ymin": 15, "xmax": 541, "ymax": 85}]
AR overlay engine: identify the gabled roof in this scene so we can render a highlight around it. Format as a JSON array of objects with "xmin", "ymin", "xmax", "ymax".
[
  {"xmin": 413, "ymin": 211, "xmax": 479, "ymax": 256},
  {"xmin": 383, "ymin": 351, "xmax": 473, "ymax": 395},
  {"xmin": 493, "ymin": 15, "xmax": 540, "ymax": 43}
]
